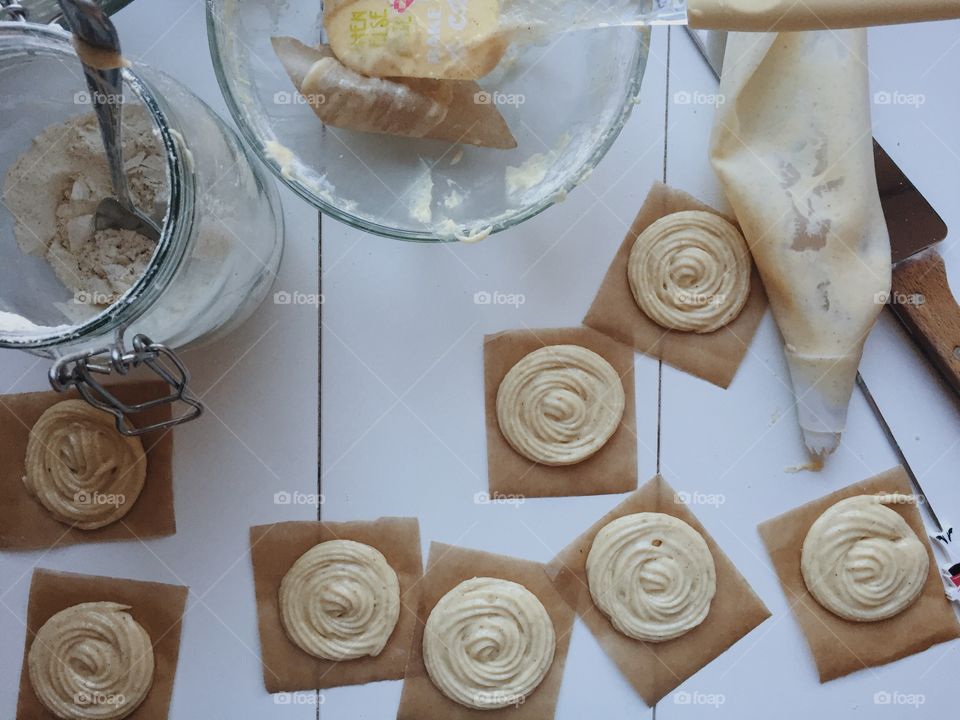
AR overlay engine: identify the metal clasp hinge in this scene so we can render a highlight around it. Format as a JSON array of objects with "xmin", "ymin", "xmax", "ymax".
[
  {"xmin": 0, "ymin": 0, "xmax": 28, "ymax": 21},
  {"xmin": 49, "ymin": 333, "xmax": 203, "ymax": 436}
]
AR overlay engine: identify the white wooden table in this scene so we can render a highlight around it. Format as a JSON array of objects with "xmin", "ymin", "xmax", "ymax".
[{"xmin": 2, "ymin": 2, "xmax": 959, "ymax": 717}]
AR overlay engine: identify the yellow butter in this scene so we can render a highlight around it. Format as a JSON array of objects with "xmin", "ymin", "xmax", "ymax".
[{"xmin": 325, "ymin": 0, "xmax": 504, "ymax": 80}]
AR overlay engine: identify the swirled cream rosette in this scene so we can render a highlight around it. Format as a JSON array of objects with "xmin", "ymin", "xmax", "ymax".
[
  {"xmin": 586, "ymin": 512, "xmax": 717, "ymax": 642},
  {"xmin": 801, "ymin": 494, "xmax": 930, "ymax": 622},
  {"xmin": 28, "ymin": 601, "xmax": 155, "ymax": 720},
  {"xmin": 496, "ymin": 344, "xmax": 625, "ymax": 466},
  {"xmin": 423, "ymin": 577, "xmax": 556, "ymax": 709},
  {"xmin": 627, "ymin": 210, "xmax": 751, "ymax": 334},
  {"xmin": 279, "ymin": 539, "xmax": 401, "ymax": 661},
  {"xmin": 23, "ymin": 400, "xmax": 146, "ymax": 530}
]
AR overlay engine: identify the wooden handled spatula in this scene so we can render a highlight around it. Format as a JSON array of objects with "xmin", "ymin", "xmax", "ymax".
[{"xmin": 878, "ymin": 146, "xmax": 960, "ymax": 398}]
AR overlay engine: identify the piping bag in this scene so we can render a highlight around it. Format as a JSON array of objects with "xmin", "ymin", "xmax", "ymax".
[
  {"xmin": 710, "ymin": 31, "xmax": 891, "ymax": 458},
  {"xmin": 270, "ymin": 36, "xmax": 516, "ymax": 149}
]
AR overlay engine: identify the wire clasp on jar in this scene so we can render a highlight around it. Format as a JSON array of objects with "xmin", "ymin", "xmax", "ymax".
[
  {"xmin": 49, "ymin": 331, "xmax": 203, "ymax": 436},
  {"xmin": 0, "ymin": 0, "xmax": 27, "ymax": 21}
]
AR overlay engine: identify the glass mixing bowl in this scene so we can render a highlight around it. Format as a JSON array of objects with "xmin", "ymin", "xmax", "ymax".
[{"xmin": 206, "ymin": 0, "xmax": 649, "ymax": 241}]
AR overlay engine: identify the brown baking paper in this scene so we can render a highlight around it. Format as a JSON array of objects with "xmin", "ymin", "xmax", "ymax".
[
  {"xmin": 545, "ymin": 475, "xmax": 771, "ymax": 705},
  {"xmin": 0, "ymin": 382, "xmax": 176, "ymax": 550},
  {"xmin": 250, "ymin": 517, "xmax": 423, "ymax": 692},
  {"xmin": 583, "ymin": 182, "xmax": 767, "ymax": 389},
  {"xmin": 397, "ymin": 542, "xmax": 576, "ymax": 720},
  {"xmin": 758, "ymin": 466, "xmax": 960, "ymax": 683},
  {"xmin": 484, "ymin": 327, "xmax": 637, "ymax": 498},
  {"xmin": 16, "ymin": 568, "xmax": 188, "ymax": 720}
]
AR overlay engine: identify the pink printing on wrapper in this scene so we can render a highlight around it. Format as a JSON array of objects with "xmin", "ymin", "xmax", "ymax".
[{"xmin": 931, "ymin": 527, "xmax": 960, "ymax": 601}]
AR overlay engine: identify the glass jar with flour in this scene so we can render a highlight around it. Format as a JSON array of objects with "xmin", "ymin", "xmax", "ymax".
[{"xmin": 0, "ymin": 21, "xmax": 283, "ymax": 432}]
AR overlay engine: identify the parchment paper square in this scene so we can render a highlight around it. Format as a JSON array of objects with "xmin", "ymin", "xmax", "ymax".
[
  {"xmin": 546, "ymin": 475, "xmax": 771, "ymax": 705},
  {"xmin": 0, "ymin": 382, "xmax": 176, "ymax": 550},
  {"xmin": 16, "ymin": 569, "xmax": 188, "ymax": 720},
  {"xmin": 584, "ymin": 182, "xmax": 767, "ymax": 388},
  {"xmin": 758, "ymin": 466, "xmax": 960, "ymax": 682},
  {"xmin": 484, "ymin": 327, "xmax": 637, "ymax": 498},
  {"xmin": 250, "ymin": 518, "xmax": 423, "ymax": 692},
  {"xmin": 398, "ymin": 542, "xmax": 575, "ymax": 720}
]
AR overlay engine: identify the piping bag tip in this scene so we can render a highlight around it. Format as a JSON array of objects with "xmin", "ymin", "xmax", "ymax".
[
  {"xmin": 785, "ymin": 347, "xmax": 862, "ymax": 462},
  {"xmin": 802, "ymin": 430, "xmax": 840, "ymax": 458}
]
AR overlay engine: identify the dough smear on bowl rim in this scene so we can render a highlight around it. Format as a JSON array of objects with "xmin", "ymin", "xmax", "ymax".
[
  {"xmin": 496, "ymin": 344, "xmax": 625, "ymax": 466},
  {"xmin": 278, "ymin": 538, "xmax": 401, "ymax": 660},
  {"xmin": 800, "ymin": 494, "xmax": 929, "ymax": 622},
  {"xmin": 586, "ymin": 512, "xmax": 717, "ymax": 642},
  {"xmin": 23, "ymin": 399, "xmax": 147, "ymax": 530},
  {"xmin": 28, "ymin": 601, "xmax": 155, "ymax": 720},
  {"xmin": 627, "ymin": 210, "xmax": 751, "ymax": 334},
  {"xmin": 422, "ymin": 576, "xmax": 556, "ymax": 709}
]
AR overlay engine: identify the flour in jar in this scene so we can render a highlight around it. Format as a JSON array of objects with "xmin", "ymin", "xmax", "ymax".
[{"xmin": 3, "ymin": 106, "xmax": 168, "ymax": 321}]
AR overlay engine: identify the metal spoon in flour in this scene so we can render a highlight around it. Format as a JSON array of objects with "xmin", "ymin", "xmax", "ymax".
[{"xmin": 58, "ymin": 0, "xmax": 161, "ymax": 242}]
